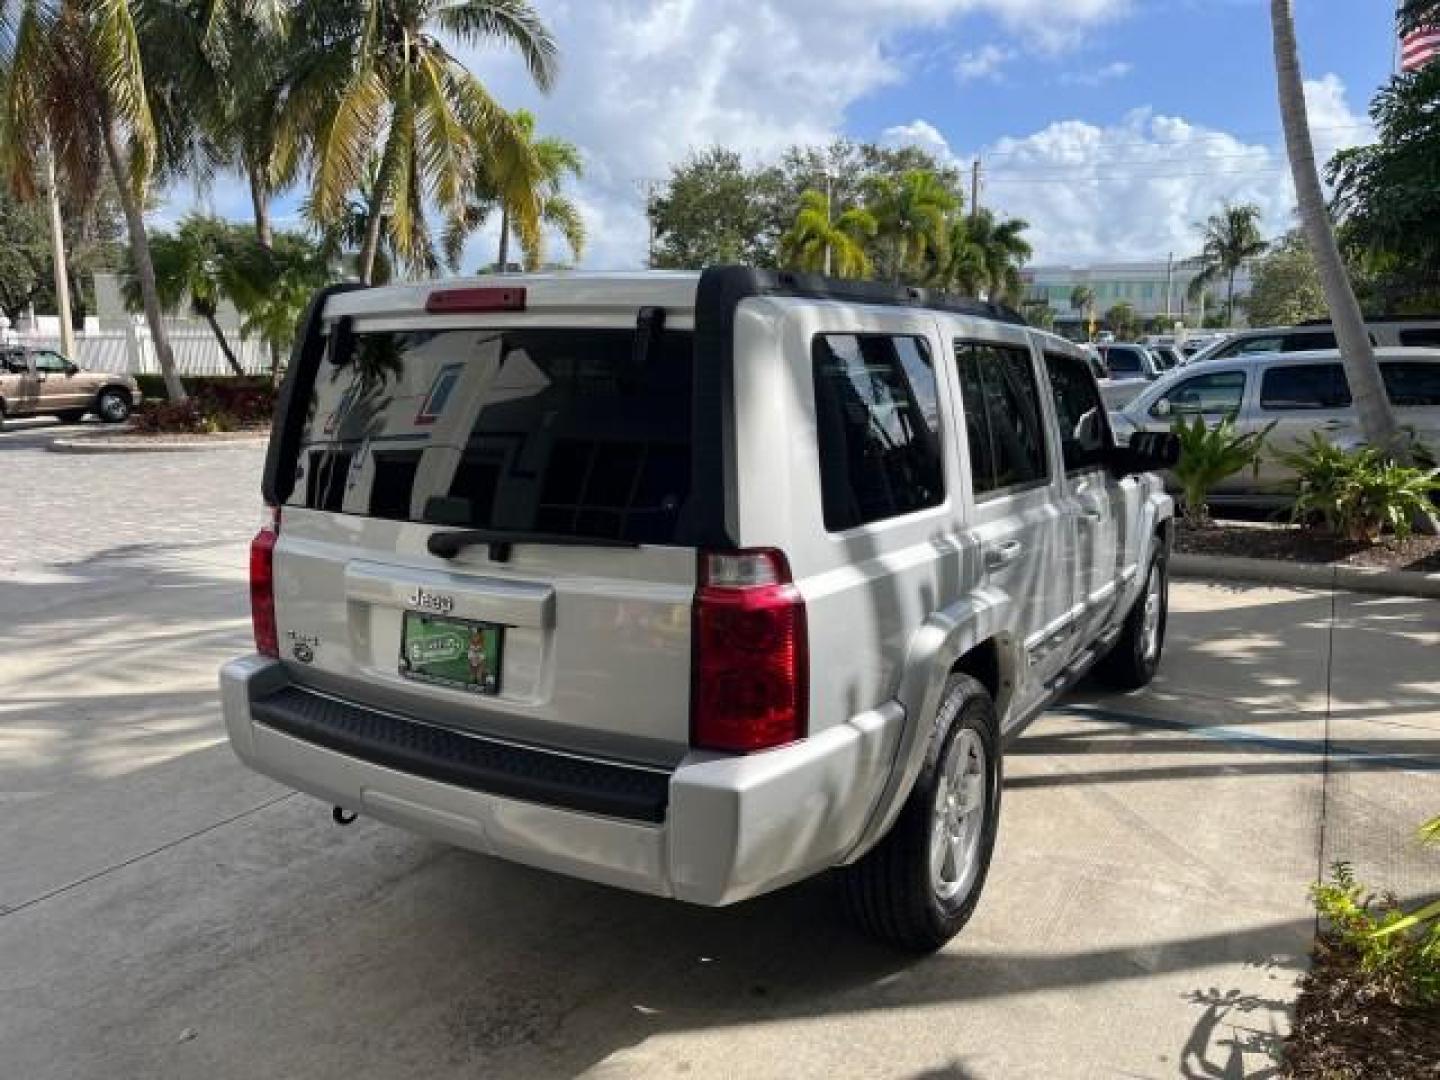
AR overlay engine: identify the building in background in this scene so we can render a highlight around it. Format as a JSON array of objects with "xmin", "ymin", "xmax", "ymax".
[{"xmin": 1021, "ymin": 259, "xmax": 1256, "ymax": 337}]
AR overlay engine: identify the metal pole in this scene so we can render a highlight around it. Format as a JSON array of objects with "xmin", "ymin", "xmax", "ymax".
[
  {"xmin": 44, "ymin": 139, "xmax": 76, "ymax": 360},
  {"xmin": 824, "ymin": 169, "xmax": 833, "ymax": 277},
  {"xmin": 970, "ymin": 158, "xmax": 982, "ymax": 222},
  {"xmin": 1164, "ymin": 251, "xmax": 1174, "ymax": 321}
]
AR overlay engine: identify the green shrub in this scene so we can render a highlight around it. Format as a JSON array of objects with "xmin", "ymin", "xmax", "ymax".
[
  {"xmin": 1313, "ymin": 861, "xmax": 1440, "ymax": 1007},
  {"xmin": 1170, "ymin": 414, "xmax": 1271, "ymax": 526},
  {"xmin": 1280, "ymin": 434, "xmax": 1440, "ymax": 542}
]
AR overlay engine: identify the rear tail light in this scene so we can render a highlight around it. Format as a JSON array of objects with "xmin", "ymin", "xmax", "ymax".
[
  {"xmin": 691, "ymin": 549, "xmax": 808, "ymax": 753},
  {"xmin": 424, "ymin": 286, "xmax": 527, "ymax": 314},
  {"xmin": 250, "ymin": 506, "xmax": 280, "ymax": 658}
]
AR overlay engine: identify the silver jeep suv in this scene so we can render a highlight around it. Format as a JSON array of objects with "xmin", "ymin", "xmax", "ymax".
[{"xmin": 221, "ymin": 268, "xmax": 1177, "ymax": 951}]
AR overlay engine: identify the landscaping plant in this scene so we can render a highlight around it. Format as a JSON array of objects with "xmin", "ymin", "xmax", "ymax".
[
  {"xmin": 1169, "ymin": 414, "xmax": 1271, "ymax": 526},
  {"xmin": 1280, "ymin": 434, "xmax": 1440, "ymax": 542},
  {"xmin": 1312, "ymin": 861, "xmax": 1440, "ymax": 1007}
]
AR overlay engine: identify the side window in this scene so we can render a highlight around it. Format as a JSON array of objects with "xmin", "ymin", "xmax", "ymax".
[
  {"xmin": 1281, "ymin": 331, "xmax": 1337, "ymax": 352},
  {"xmin": 1399, "ymin": 329, "xmax": 1440, "ymax": 348},
  {"xmin": 1105, "ymin": 347, "xmax": 1142, "ymax": 376},
  {"xmin": 1227, "ymin": 335, "xmax": 1285, "ymax": 358},
  {"xmin": 1152, "ymin": 371, "xmax": 1247, "ymax": 418},
  {"xmin": 1260, "ymin": 364, "xmax": 1352, "ymax": 410},
  {"xmin": 1044, "ymin": 351, "xmax": 1111, "ymax": 472},
  {"xmin": 1382, "ymin": 363, "xmax": 1440, "ymax": 408},
  {"xmin": 32, "ymin": 351, "xmax": 69, "ymax": 373},
  {"xmin": 956, "ymin": 342, "xmax": 1051, "ymax": 497},
  {"xmin": 812, "ymin": 334, "xmax": 944, "ymax": 531}
]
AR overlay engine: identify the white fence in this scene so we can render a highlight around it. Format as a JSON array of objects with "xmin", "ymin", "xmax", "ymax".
[{"xmin": 16, "ymin": 326, "xmax": 271, "ymax": 378}]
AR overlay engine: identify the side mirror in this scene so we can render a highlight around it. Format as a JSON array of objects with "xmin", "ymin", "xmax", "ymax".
[
  {"xmin": 1106, "ymin": 431, "xmax": 1181, "ymax": 477},
  {"xmin": 65, "ymin": 361, "xmax": 79, "ymax": 376}
]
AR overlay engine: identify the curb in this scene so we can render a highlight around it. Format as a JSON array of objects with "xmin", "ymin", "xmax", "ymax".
[
  {"xmin": 47, "ymin": 435, "xmax": 269, "ymax": 455},
  {"xmin": 1172, "ymin": 552, "xmax": 1440, "ymax": 600}
]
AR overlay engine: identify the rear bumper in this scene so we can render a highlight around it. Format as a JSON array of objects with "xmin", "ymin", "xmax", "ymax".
[{"xmin": 221, "ymin": 656, "xmax": 904, "ymax": 905}]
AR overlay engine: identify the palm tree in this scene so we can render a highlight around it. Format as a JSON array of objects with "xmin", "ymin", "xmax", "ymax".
[
  {"xmin": 778, "ymin": 189, "xmax": 876, "ymax": 279},
  {"xmin": 933, "ymin": 216, "xmax": 985, "ymax": 294},
  {"xmin": 122, "ymin": 215, "xmax": 247, "ymax": 376},
  {"xmin": 296, "ymin": 0, "xmax": 557, "ymax": 284},
  {"xmin": 867, "ymin": 169, "xmax": 957, "ymax": 284},
  {"xmin": 1105, "ymin": 301, "xmax": 1138, "ymax": 340},
  {"xmin": 1271, "ymin": 0, "xmax": 1416, "ymax": 472},
  {"xmin": 443, "ymin": 108, "xmax": 583, "ymax": 273},
  {"xmin": 2, "ymin": 0, "xmax": 190, "ymax": 400},
  {"xmin": 964, "ymin": 208, "xmax": 1032, "ymax": 304},
  {"xmin": 1070, "ymin": 284, "xmax": 1096, "ymax": 334},
  {"xmin": 1188, "ymin": 202, "xmax": 1268, "ymax": 327}
]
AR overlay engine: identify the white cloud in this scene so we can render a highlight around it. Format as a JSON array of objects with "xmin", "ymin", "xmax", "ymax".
[
  {"xmin": 461, "ymin": 0, "xmax": 1132, "ymax": 270},
  {"xmin": 883, "ymin": 76, "xmax": 1373, "ymax": 265},
  {"xmin": 955, "ymin": 44, "xmax": 1015, "ymax": 83},
  {"xmin": 1060, "ymin": 60, "xmax": 1133, "ymax": 86}
]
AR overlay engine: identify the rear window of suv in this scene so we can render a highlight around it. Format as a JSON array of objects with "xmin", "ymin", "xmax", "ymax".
[{"xmin": 287, "ymin": 327, "xmax": 700, "ymax": 545}]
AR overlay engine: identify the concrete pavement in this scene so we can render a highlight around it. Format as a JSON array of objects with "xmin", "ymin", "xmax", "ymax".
[{"xmin": 1, "ymin": 440, "xmax": 1436, "ymax": 1078}]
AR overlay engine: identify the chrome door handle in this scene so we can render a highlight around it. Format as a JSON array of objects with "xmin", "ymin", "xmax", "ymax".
[{"xmin": 985, "ymin": 540, "xmax": 1024, "ymax": 570}]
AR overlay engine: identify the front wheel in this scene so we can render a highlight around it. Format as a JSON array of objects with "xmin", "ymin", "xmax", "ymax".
[
  {"xmin": 840, "ymin": 673, "xmax": 1001, "ymax": 952},
  {"xmin": 1093, "ymin": 548, "xmax": 1168, "ymax": 691},
  {"xmin": 95, "ymin": 389, "xmax": 131, "ymax": 424}
]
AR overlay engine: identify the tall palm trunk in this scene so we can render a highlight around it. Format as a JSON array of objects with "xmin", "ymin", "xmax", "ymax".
[
  {"xmin": 200, "ymin": 308, "xmax": 245, "ymax": 377},
  {"xmin": 359, "ymin": 182, "xmax": 388, "ymax": 285},
  {"xmin": 100, "ymin": 109, "xmax": 186, "ymax": 402},
  {"xmin": 1270, "ymin": 1, "xmax": 1400, "ymax": 454},
  {"xmin": 1226, "ymin": 267, "xmax": 1237, "ymax": 327},
  {"xmin": 43, "ymin": 142, "xmax": 76, "ymax": 359},
  {"xmin": 497, "ymin": 206, "xmax": 510, "ymax": 271},
  {"xmin": 246, "ymin": 164, "xmax": 285, "ymax": 384}
]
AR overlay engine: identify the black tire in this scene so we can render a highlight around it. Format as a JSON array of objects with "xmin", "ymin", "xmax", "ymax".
[
  {"xmin": 56, "ymin": 409, "xmax": 86, "ymax": 424},
  {"xmin": 1092, "ymin": 548, "xmax": 1169, "ymax": 691},
  {"xmin": 95, "ymin": 388, "xmax": 131, "ymax": 424},
  {"xmin": 841, "ymin": 673, "xmax": 1002, "ymax": 952}
]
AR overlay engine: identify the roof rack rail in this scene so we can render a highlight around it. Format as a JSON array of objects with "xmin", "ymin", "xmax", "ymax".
[
  {"xmin": 695, "ymin": 266, "xmax": 1029, "ymax": 327},
  {"xmin": 1297, "ymin": 315, "xmax": 1440, "ymax": 326}
]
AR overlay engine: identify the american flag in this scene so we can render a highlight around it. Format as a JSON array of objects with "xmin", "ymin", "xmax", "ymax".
[{"xmin": 1401, "ymin": 24, "xmax": 1440, "ymax": 72}]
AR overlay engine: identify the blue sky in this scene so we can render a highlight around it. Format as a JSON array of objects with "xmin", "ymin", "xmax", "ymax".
[{"xmin": 165, "ymin": 0, "xmax": 1401, "ymax": 273}]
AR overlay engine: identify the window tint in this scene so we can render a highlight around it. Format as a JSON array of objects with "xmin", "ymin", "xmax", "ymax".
[
  {"xmin": 1399, "ymin": 329, "xmax": 1440, "ymax": 348},
  {"xmin": 1260, "ymin": 364, "xmax": 1352, "ymax": 410},
  {"xmin": 957, "ymin": 342, "xmax": 1051, "ymax": 496},
  {"xmin": 1382, "ymin": 362, "xmax": 1440, "ymax": 407},
  {"xmin": 1044, "ymin": 351, "xmax": 1110, "ymax": 472},
  {"xmin": 1153, "ymin": 371, "xmax": 1247, "ymax": 417},
  {"xmin": 1282, "ymin": 331, "xmax": 1338, "ymax": 352},
  {"xmin": 813, "ymin": 334, "xmax": 944, "ymax": 530},
  {"xmin": 1105, "ymin": 346, "xmax": 1143, "ymax": 375},
  {"xmin": 289, "ymin": 328, "xmax": 699, "ymax": 545}
]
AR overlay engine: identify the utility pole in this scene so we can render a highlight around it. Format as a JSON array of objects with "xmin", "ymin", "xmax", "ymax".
[
  {"xmin": 824, "ymin": 168, "xmax": 834, "ymax": 277},
  {"xmin": 636, "ymin": 180, "xmax": 659, "ymax": 269},
  {"xmin": 1164, "ymin": 251, "xmax": 1174, "ymax": 322},
  {"xmin": 970, "ymin": 157, "xmax": 983, "ymax": 222},
  {"xmin": 43, "ymin": 137, "xmax": 76, "ymax": 360}
]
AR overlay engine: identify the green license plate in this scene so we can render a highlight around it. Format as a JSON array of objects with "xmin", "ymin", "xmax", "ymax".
[{"xmin": 399, "ymin": 613, "xmax": 503, "ymax": 695}]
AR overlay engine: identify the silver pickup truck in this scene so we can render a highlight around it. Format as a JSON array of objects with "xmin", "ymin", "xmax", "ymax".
[{"xmin": 221, "ymin": 268, "xmax": 1178, "ymax": 951}]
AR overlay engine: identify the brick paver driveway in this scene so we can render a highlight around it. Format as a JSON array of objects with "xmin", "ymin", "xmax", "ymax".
[{"xmin": 2, "ymin": 426, "xmax": 1436, "ymax": 1080}]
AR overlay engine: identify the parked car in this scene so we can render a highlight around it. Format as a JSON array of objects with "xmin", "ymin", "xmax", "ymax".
[
  {"xmin": 1096, "ymin": 343, "xmax": 1165, "ymax": 410},
  {"xmin": 1110, "ymin": 347, "xmax": 1440, "ymax": 506},
  {"xmin": 1188, "ymin": 317, "xmax": 1440, "ymax": 365},
  {"xmin": 1151, "ymin": 344, "xmax": 1184, "ymax": 371},
  {"xmin": 0, "ymin": 346, "xmax": 138, "ymax": 428},
  {"xmin": 220, "ymin": 268, "xmax": 1178, "ymax": 952}
]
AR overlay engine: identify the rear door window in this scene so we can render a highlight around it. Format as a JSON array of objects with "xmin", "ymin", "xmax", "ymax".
[
  {"xmin": 289, "ymin": 328, "xmax": 699, "ymax": 545},
  {"xmin": 1104, "ymin": 347, "xmax": 1144, "ymax": 376},
  {"xmin": 1382, "ymin": 362, "xmax": 1440, "ymax": 407},
  {"xmin": 1260, "ymin": 364, "xmax": 1352, "ymax": 410},
  {"xmin": 812, "ymin": 334, "xmax": 944, "ymax": 531},
  {"xmin": 1044, "ymin": 351, "xmax": 1111, "ymax": 472},
  {"xmin": 957, "ymin": 342, "xmax": 1051, "ymax": 497},
  {"xmin": 1281, "ymin": 331, "xmax": 1338, "ymax": 352},
  {"xmin": 1222, "ymin": 335, "xmax": 1285, "ymax": 358}
]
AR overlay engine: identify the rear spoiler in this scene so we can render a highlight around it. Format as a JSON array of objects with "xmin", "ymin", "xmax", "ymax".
[{"xmin": 262, "ymin": 283, "xmax": 368, "ymax": 507}]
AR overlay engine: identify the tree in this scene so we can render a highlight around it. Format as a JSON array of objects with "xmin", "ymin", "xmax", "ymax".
[
  {"xmin": 1070, "ymin": 284, "xmax": 1096, "ymax": 337},
  {"xmin": 1188, "ymin": 202, "xmax": 1268, "ymax": 327},
  {"xmin": 1246, "ymin": 229, "xmax": 1328, "ymax": 326},
  {"xmin": 298, "ymin": 0, "xmax": 558, "ymax": 283},
  {"xmin": 444, "ymin": 108, "xmax": 584, "ymax": 273},
  {"xmin": 122, "ymin": 216, "xmax": 246, "ymax": 375},
  {"xmin": 1329, "ymin": 64, "xmax": 1440, "ymax": 312},
  {"xmin": 1105, "ymin": 301, "xmax": 1139, "ymax": 339},
  {"xmin": 222, "ymin": 228, "xmax": 331, "ymax": 366},
  {"xmin": 1271, "ymin": 0, "xmax": 1423, "ymax": 492},
  {"xmin": 647, "ymin": 148, "xmax": 778, "ymax": 269},
  {"xmin": 959, "ymin": 208, "xmax": 1032, "ymax": 304},
  {"xmin": 778, "ymin": 189, "xmax": 876, "ymax": 279},
  {"xmin": 867, "ymin": 168, "xmax": 957, "ymax": 284},
  {"xmin": 1022, "ymin": 302, "xmax": 1055, "ymax": 331},
  {"xmin": 2, "ymin": 1, "xmax": 193, "ymax": 400}
]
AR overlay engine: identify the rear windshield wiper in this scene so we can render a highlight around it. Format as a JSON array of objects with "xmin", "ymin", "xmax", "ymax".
[{"xmin": 427, "ymin": 528, "xmax": 640, "ymax": 563}]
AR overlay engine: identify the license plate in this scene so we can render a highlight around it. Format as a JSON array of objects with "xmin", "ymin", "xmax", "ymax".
[{"xmin": 399, "ymin": 612, "xmax": 503, "ymax": 695}]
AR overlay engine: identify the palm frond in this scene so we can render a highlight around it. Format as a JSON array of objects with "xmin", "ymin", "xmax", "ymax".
[
  {"xmin": 88, "ymin": 0, "xmax": 157, "ymax": 188},
  {"xmin": 433, "ymin": 0, "xmax": 557, "ymax": 91}
]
